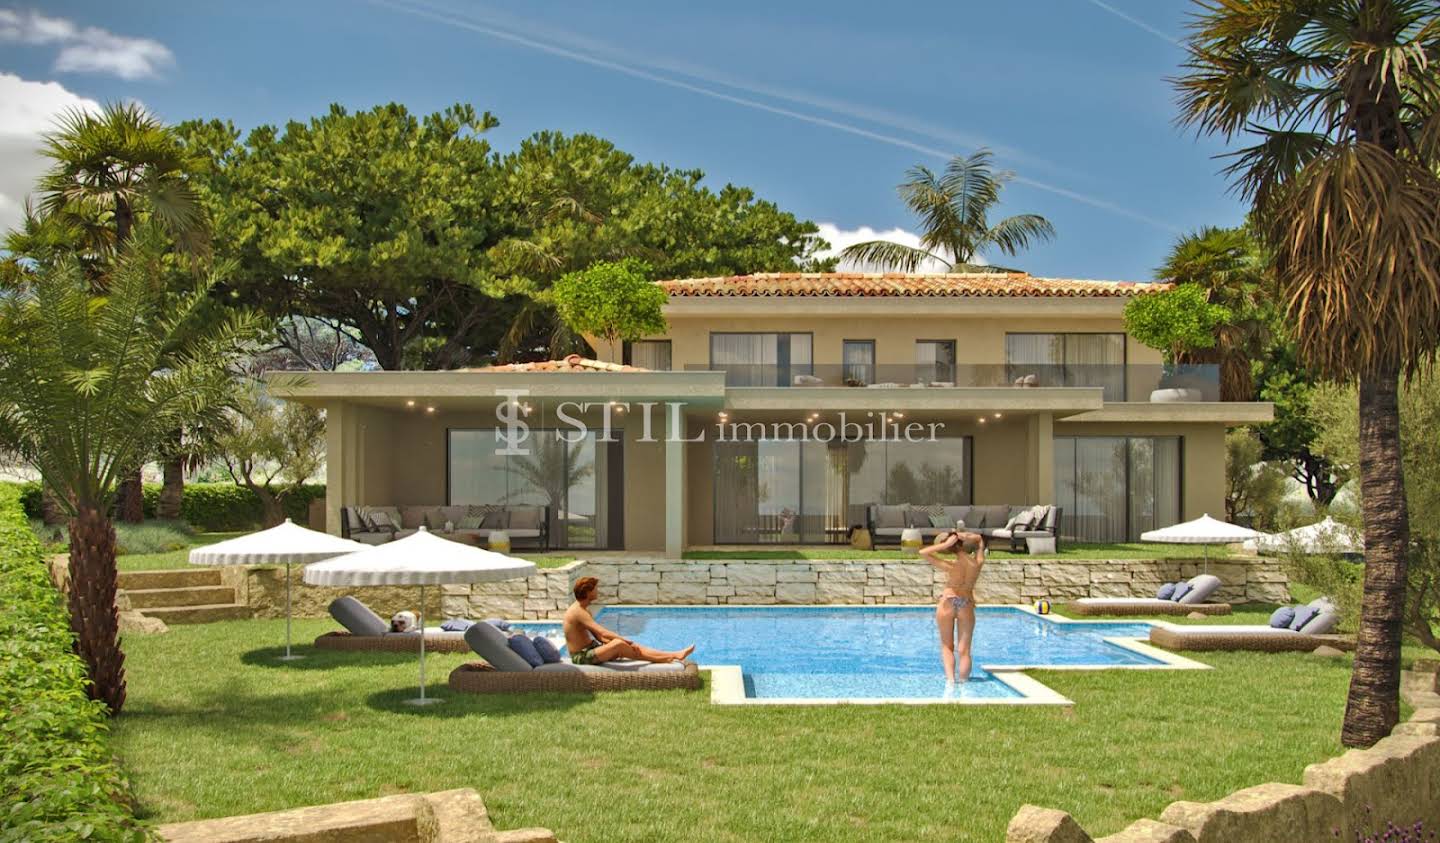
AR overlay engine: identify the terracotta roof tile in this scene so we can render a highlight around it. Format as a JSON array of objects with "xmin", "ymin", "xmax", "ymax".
[
  {"xmin": 468, "ymin": 354, "xmax": 648, "ymax": 373},
  {"xmin": 657, "ymin": 272, "xmax": 1169, "ymax": 298}
]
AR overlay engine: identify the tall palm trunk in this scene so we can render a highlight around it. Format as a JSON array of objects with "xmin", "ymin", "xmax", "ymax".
[
  {"xmin": 1342, "ymin": 368, "xmax": 1409, "ymax": 746},
  {"xmin": 68, "ymin": 505, "xmax": 126, "ymax": 713},
  {"xmin": 115, "ymin": 466, "xmax": 144, "ymax": 523},
  {"xmin": 158, "ymin": 450, "xmax": 185, "ymax": 520}
]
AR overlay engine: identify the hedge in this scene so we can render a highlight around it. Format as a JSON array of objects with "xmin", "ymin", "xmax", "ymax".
[
  {"xmin": 0, "ymin": 486, "xmax": 150, "ymax": 841},
  {"xmin": 9, "ymin": 481, "xmax": 326, "ymax": 532}
]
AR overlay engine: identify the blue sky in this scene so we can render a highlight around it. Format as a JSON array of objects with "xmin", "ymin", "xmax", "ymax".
[{"xmin": 2, "ymin": 0, "xmax": 1247, "ymax": 280}]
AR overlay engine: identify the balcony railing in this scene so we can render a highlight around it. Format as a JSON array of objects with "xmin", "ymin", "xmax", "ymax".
[{"xmin": 684, "ymin": 363, "xmax": 1222, "ymax": 401}]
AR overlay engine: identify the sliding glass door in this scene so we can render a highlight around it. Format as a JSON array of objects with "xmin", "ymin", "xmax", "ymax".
[
  {"xmin": 710, "ymin": 333, "xmax": 813, "ymax": 386},
  {"xmin": 1053, "ymin": 436, "xmax": 1181, "ymax": 542},
  {"xmin": 1006, "ymin": 333, "xmax": 1126, "ymax": 400},
  {"xmin": 448, "ymin": 429, "xmax": 622, "ymax": 549}
]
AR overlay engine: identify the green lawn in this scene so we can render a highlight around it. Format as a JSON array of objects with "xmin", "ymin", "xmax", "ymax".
[
  {"xmin": 683, "ymin": 542, "xmax": 1233, "ymax": 561},
  {"xmin": 112, "ymin": 616, "xmax": 1359, "ymax": 842}
]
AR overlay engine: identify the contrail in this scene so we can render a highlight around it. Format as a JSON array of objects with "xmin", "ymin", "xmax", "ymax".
[
  {"xmin": 1081, "ymin": 0, "xmax": 1183, "ymax": 47},
  {"xmin": 370, "ymin": 0, "xmax": 1180, "ymax": 232}
]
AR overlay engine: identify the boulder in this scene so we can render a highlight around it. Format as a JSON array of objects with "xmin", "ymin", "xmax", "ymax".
[
  {"xmin": 1095, "ymin": 819, "xmax": 1196, "ymax": 843},
  {"xmin": 1159, "ymin": 783, "xmax": 1342, "ymax": 843},
  {"xmin": 118, "ymin": 610, "xmax": 168, "ymax": 635},
  {"xmin": 1310, "ymin": 645, "xmax": 1347, "ymax": 658},
  {"xmin": 1006, "ymin": 805, "xmax": 1093, "ymax": 843}
]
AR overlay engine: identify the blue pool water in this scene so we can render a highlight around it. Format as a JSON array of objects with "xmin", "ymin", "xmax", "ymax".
[{"xmin": 521, "ymin": 607, "xmax": 1158, "ymax": 701}]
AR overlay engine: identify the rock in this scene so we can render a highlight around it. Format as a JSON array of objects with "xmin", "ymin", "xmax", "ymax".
[
  {"xmin": 618, "ymin": 568, "xmax": 660, "ymax": 583},
  {"xmin": 1005, "ymin": 805, "xmax": 1093, "ymax": 842},
  {"xmin": 655, "ymin": 582, "xmax": 707, "ymax": 603},
  {"xmin": 1186, "ymin": 611, "xmax": 1209, "ymax": 620},
  {"xmin": 815, "ymin": 582, "xmax": 865, "ymax": 603},
  {"xmin": 617, "ymin": 582, "xmax": 658, "ymax": 603},
  {"xmin": 1311, "ymin": 645, "xmax": 1346, "ymax": 658},
  {"xmin": 118, "ymin": 610, "xmax": 168, "ymax": 635},
  {"xmin": 1041, "ymin": 565, "xmax": 1093, "ymax": 587},
  {"xmin": 1159, "ymin": 783, "xmax": 1342, "ymax": 843},
  {"xmin": 884, "ymin": 563, "xmax": 932, "ymax": 587},
  {"xmin": 776, "ymin": 583, "xmax": 817, "ymax": 604},
  {"xmin": 1095, "ymin": 819, "xmax": 1196, "ymax": 843},
  {"xmin": 726, "ymin": 565, "xmax": 777, "ymax": 587}
]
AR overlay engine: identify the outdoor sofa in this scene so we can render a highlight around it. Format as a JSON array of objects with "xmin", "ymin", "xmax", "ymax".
[
  {"xmin": 447, "ymin": 621, "xmax": 702, "ymax": 694},
  {"xmin": 1147, "ymin": 598, "xmax": 1349, "ymax": 652},
  {"xmin": 1069, "ymin": 574, "xmax": 1230, "ymax": 616},
  {"xmin": 312, "ymin": 596, "xmax": 471, "ymax": 654},
  {"xmin": 867, "ymin": 503, "xmax": 1063, "ymax": 553},
  {"xmin": 340, "ymin": 504, "xmax": 550, "ymax": 550}
]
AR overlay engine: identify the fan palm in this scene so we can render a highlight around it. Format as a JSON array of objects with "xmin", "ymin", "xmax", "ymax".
[
  {"xmin": 840, "ymin": 149, "xmax": 1055, "ymax": 273},
  {"xmin": 0, "ymin": 226, "xmax": 263, "ymax": 713},
  {"xmin": 1157, "ymin": 226, "xmax": 1274, "ymax": 401},
  {"xmin": 1177, "ymin": 0, "xmax": 1440, "ymax": 747},
  {"xmin": 36, "ymin": 102, "xmax": 210, "ymax": 522}
]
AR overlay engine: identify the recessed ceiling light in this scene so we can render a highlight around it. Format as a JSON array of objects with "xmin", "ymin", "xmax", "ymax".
[
  {"xmin": 978, "ymin": 417, "xmax": 987, "ymax": 424},
  {"xmin": 425, "ymin": 406, "xmax": 436, "ymax": 413},
  {"xmin": 893, "ymin": 412, "xmax": 905, "ymax": 418},
  {"xmin": 405, "ymin": 400, "xmax": 416, "ymax": 407},
  {"xmin": 993, "ymin": 412, "xmax": 1003, "ymax": 419}
]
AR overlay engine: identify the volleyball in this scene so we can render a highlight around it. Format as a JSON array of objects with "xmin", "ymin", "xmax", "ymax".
[{"xmin": 1036, "ymin": 599, "xmax": 1052, "ymax": 615}]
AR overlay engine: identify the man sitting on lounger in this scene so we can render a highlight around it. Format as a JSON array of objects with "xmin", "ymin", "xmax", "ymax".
[{"xmin": 563, "ymin": 576, "xmax": 695, "ymax": 665}]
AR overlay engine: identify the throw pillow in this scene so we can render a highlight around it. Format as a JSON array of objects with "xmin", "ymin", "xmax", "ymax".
[
  {"xmin": 1156, "ymin": 582, "xmax": 1177, "ymax": 600},
  {"xmin": 458, "ymin": 515, "xmax": 484, "ymax": 530},
  {"xmin": 439, "ymin": 618, "xmax": 475, "ymax": 632},
  {"xmin": 506, "ymin": 634, "xmax": 544, "ymax": 668},
  {"xmin": 928, "ymin": 513, "xmax": 951, "ymax": 529},
  {"xmin": 531, "ymin": 636, "xmax": 563, "ymax": 664},
  {"xmin": 483, "ymin": 617, "xmax": 511, "ymax": 631},
  {"xmin": 1171, "ymin": 582, "xmax": 1193, "ymax": 602},
  {"xmin": 1301, "ymin": 610, "xmax": 1338, "ymax": 635},
  {"xmin": 366, "ymin": 509, "xmax": 398, "ymax": 532},
  {"xmin": 1268, "ymin": 606, "xmax": 1296, "ymax": 629},
  {"xmin": 1288, "ymin": 605, "xmax": 1319, "ymax": 631}
]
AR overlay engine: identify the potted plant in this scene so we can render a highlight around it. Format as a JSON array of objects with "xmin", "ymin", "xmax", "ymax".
[{"xmin": 1123, "ymin": 284, "xmax": 1231, "ymax": 402}]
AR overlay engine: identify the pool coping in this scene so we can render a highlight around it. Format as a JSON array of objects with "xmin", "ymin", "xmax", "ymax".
[{"xmin": 567, "ymin": 604, "xmax": 1212, "ymax": 706}]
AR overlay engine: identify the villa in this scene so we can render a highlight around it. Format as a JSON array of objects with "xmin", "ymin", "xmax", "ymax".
[{"xmin": 271, "ymin": 272, "xmax": 1273, "ymax": 557}]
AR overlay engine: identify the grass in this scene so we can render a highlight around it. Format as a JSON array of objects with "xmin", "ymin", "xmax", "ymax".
[
  {"xmin": 111, "ymin": 616, "xmax": 1363, "ymax": 842},
  {"xmin": 682, "ymin": 542, "xmax": 1233, "ymax": 561}
]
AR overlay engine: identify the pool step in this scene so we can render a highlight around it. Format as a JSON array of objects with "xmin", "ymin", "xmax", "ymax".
[{"xmin": 139, "ymin": 603, "xmax": 253, "ymax": 624}]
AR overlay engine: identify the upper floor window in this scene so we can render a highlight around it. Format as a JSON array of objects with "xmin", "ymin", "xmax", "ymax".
[
  {"xmin": 1006, "ymin": 333, "xmax": 1125, "ymax": 400},
  {"xmin": 915, "ymin": 340, "xmax": 956, "ymax": 384},
  {"xmin": 710, "ymin": 333, "xmax": 813, "ymax": 386},
  {"xmin": 842, "ymin": 340, "xmax": 875, "ymax": 386},
  {"xmin": 624, "ymin": 340, "xmax": 672, "ymax": 370}
]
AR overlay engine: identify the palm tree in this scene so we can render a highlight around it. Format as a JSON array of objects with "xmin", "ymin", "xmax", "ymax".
[
  {"xmin": 1177, "ymin": 0, "xmax": 1440, "ymax": 747},
  {"xmin": 36, "ymin": 102, "xmax": 209, "ymax": 522},
  {"xmin": 840, "ymin": 149, "xmax": 1055, "ymax": 273},
  {"xmin": 0, "ymin": 227, "xmax": 262, "ymax": 712},
  {"xmin": 1157, "ymin": 226, "xmax": 1273, "ymax": 401}
]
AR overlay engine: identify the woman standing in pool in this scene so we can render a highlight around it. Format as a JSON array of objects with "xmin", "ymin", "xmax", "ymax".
[{"xmin": 919, "ymin": 531, "xmax": 985, "ymax": 684}]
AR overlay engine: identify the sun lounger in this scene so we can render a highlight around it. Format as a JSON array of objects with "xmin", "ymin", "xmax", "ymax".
[
  {"xmin": 313, "ymin": 596, "xmax": 471, "ymax": 654},
  {"xmin": 1148, "ymin": 622, "xmax": 1353, "ymax": 652},
  {"xmin": 446, "ymin": 621, "xmax": 701, "ymax": 694},
  {"xmin": 1069, "ymin": 574, "xmax": 1229, "ymax": 616}
]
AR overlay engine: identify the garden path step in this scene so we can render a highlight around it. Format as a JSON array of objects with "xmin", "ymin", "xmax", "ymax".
[
  {"xmin": 140, "ymin": 603, "xmax": 253, "ymax": 624},
  {"xmin": 117, "ymin": 568, "xmax": 221, "ymax": 590},
  {"xmin": 124, "ymin": 585, "xmax": 237, "ymax": 609}
]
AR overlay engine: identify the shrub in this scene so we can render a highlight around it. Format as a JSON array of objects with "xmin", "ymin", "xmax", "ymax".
[
  {"xmin": 0, "ymin": 486, "xmax": 151, "ymax": 841},
  {"xmin": 4, "ymin": 481, "xmax": 326, "ymax": 531}
]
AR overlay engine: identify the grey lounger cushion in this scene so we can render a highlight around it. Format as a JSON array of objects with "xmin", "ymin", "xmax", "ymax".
[
  {"xmin": 1300, "ymin": 609, "xmax": 1339, "ymax": 635},
  {"xmin": 535, "ymin": 660, "xmax": 685, "ymax": 674},
  {"xmin": 328, "ymin": 596, "xmax": 389, "ymax": 637},
  {"xmin": 463, "ymin": 619, "xmax": 534, "ymax": 672},
  {"xmin": 1177, "ymin": 574, "xmax": 1222, "ymax": 604}
]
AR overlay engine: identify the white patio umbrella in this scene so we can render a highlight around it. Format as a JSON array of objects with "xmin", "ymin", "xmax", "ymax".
[
  {"xmin": 1249, "ymin": 516, "xmax": 1362, "ymax": 556},
  {"xmin": 189, "ymin": 518, "xmax": 366, "ymax": 660},
  {"xmin": 303, "ymin": 527, "xmax": 537, "ymax": 706},
  {"xmin": 1140, "ymin": 513, "xmax": 1267, "ymax": 572}
]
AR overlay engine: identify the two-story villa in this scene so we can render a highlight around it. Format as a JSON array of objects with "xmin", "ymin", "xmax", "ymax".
[{"xmin": 272, "ymin": 272, "xmax": 1273, "ymax": 556}]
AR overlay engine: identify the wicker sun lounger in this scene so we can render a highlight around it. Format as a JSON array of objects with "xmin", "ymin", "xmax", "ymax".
[
  {"xmin": 1148, "ymin": 624, "xmax": 1354, "ymax": 652},
  {"xmin": 1069, "ymin": 598, "xmax": 1231, "ymax": 617},
  {"xmin": 313, "ymin": 630, "xmax": 471, "ymax": 654},
  {"xmin": 448, "ymin": 660, "xmax": 702, "ymax": 694}
]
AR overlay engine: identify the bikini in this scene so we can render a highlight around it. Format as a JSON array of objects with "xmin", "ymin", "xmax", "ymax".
[{"xmin": 948, "ymin": 595, "xmax": 972, "ymax": 610}]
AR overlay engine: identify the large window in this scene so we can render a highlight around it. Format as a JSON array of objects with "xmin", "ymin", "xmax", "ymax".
[
  {"xmin": 1006, "ymin": 333, "xmax": 1126, "ymax": 400},
  {"xmin": 713, "ymin": 437, "xmax": 972, "ymax": 543},
  {"xmin": 623, "ymin": 340, "xmax": 672, "ymax": 370},
  {"xmin": 1053, "ymin": 436, "xmax": 1181, "ymax": 542},
  {"xmin": 710, "ymin": 333, "xmax": 813, "ymax": 386},
  {"xmin": 915, "ymin": 340, "xmax": 956, "ymax": 384},
  {"xmin": 448, "ymin": 429, "xmax": 623, "ymax": 549},
  {"xmin": 842, "ymin": 340, "xmax": 875, "ymax": 385}
]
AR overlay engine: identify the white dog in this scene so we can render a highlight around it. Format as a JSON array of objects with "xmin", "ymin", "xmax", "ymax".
[{"xmin": 390, "ymin": 610, "xmax": 419, "ymax": 633}]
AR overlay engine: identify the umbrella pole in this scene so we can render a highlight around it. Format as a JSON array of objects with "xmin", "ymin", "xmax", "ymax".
[
  {"xmin": 278, "ymin": 561, "xmax": 303, "ymax": 661},
  {"xmin": 407, "ymin": 583, "xmax": 441, "ymax": 706}
]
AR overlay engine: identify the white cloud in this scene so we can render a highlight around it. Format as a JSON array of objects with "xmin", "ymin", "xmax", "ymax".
[
  {"xmin": 813, "ymin": 222, "xmax": 986, "ymax": 272},
  {"xmin": 0, "ymin": 73, "xmax": 101, "ymax": 234},
  {"xmin": 0, "ymin": 8, "xmax": 174, "ymax": 80}
]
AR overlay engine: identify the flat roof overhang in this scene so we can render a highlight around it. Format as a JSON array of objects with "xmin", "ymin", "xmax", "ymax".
[
  {"xmin": 266, "ymin": 370, "xmax": 728, "ymax": 409},
  {"xmin": 1062, "ymin": 402, "xmax": 1275, "ymax": 424},
  {"xmin": 721, "ymin": 386, "xmax": 1104, "ymax": 417}
]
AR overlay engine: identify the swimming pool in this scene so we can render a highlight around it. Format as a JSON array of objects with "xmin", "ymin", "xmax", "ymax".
[{"xmin": 516, "ymin": 607, "xmax": 1175, "ymax": 703}]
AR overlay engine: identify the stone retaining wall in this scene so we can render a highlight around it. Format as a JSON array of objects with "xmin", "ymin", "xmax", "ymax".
[
  {"xmin": 439, "ymin": 557, "xmax": 1289, "ymax": 620},
  {"xmin": 1005, "ymin": 670, "xmax": 1440, "ymax": 843}
]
